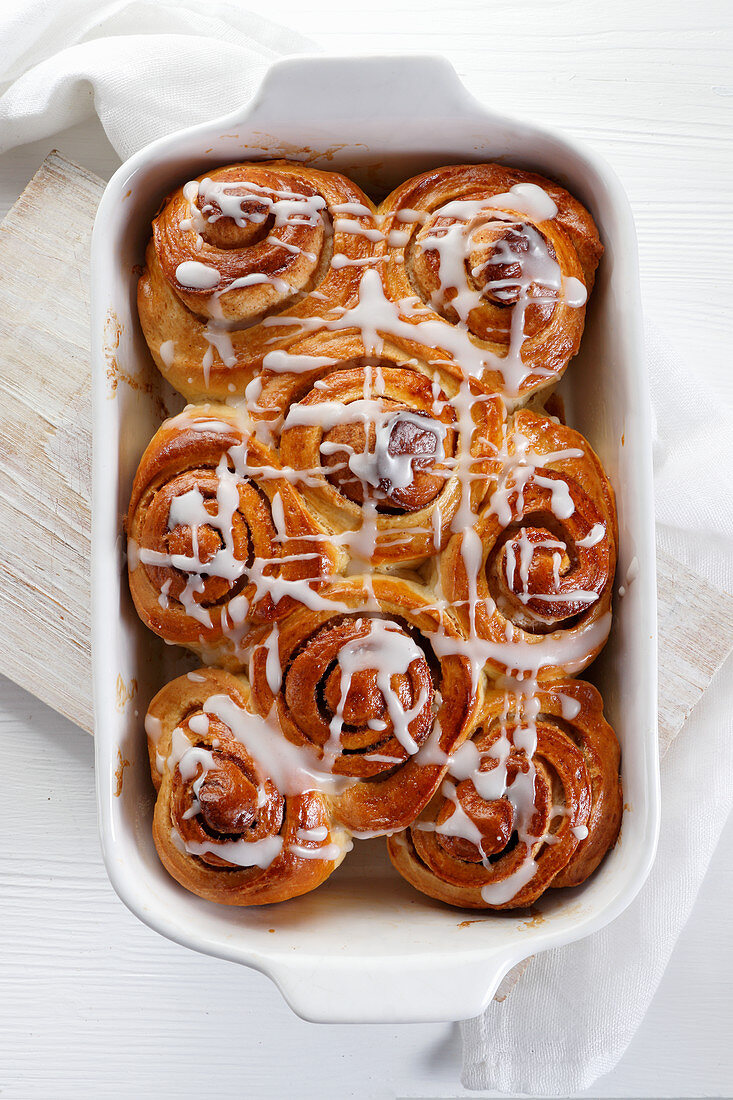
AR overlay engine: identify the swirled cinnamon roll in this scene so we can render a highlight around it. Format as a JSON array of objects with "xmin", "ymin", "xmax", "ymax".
[
  {"xmin": 126, "ymin": 404, "xmax": 341, "ymax": 665},
  {"xmin": 248, "ymin": 575, "xmax": 479, "ymax": 834},
  {"xmin": 387, "ymin": 678, "xmax": 622, "ymax": 909},
  {"xmin": 130, "ymin": 157, "xmax": 623, "ymax": 915},
  {"xmin": 240, "ymin": 329, "xmax": 469, "ymax": 445},
  {"xmin": 137, "ymin": 161, "xmax": 380, "ymax": 401},
  {"xmin": 272, "ymin": 352, "xmax": 504, "ymax": 565},
  {"xmin": 440, "ymin": 408, "xmax": 617, "ymax": 678},
  {"xmin": 379, "ymin": 163, "xmax": 603, "ymax": 404},
  {"xmin": 146, "ymin": 668, "xmax": 351, "ymax": 905}
]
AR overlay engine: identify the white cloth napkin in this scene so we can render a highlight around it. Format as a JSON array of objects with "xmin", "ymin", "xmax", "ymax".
[
  {"xmin": 0, "ymin": 0, "xmax": 312, "ymax": 160},
  {"xmin": 462, "ymin": 330, "xmax": 733, "ymax": 1094},
  {"xmin": 1, "ymin": 6, "xmax": 731, "ymax": 1093}
]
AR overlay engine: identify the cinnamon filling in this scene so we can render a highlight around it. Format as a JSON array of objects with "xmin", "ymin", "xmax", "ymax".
[
  {"xmin": 196, "ymin": 192, "xmax": 275, "ymax": 251},
  {"xmin": 321, "ymin": 403, "xmax": 449, "ymax": 513},
  {"xmin": 171, "ymin": 730, "xmax": 286, "ymax": 869},
  {"xmin": 197, "ymin": 757, "xmax": 260, "ymax": 835},
  {"xmin": 410, "ymin": 214, "xmax": 559, "ymax": 343},
  {"xmin": 485, "ymin": 505, "xmax": 606, "ymax": 634},
  {"xmin": 437, "ymin": 785, "xmax": 516, "ymax": 863},
  {"xmin": 435, "ymin": 747, "xmax": 551, "ymax": 864},
  {"xmin": 281, "ymin": 614, "xmax": 435, "ymax": 774}
]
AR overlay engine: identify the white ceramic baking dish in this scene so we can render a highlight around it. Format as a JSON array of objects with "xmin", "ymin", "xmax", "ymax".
[{"xmin": 91, "ymin": 54, "xmax": 659, "ymax": 1024}]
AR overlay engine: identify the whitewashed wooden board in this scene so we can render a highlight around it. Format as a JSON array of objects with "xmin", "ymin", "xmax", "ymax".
[{"xmin": 0, "ymin": 152, "xmax": 103, "ymax": 733}]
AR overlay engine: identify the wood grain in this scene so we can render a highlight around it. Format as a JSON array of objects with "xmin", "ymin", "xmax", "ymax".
[
  {"xmin": 0, "ymin": 152, "xmax": 104, "ymax": 733},
  {"xmin": 657, "ymin": 549, "xmax": 733, "ymax": 756}
]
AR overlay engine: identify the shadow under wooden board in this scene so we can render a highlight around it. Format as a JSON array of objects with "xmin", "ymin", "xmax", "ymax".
[{"xmin": 1, "ymin": 153, "xmax": 731, "ymax": 744}]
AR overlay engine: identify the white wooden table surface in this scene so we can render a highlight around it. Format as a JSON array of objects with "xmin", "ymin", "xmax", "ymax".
[{"xmin": 2, "ymin": 1, "xmax": 732, "ymax": 1096}]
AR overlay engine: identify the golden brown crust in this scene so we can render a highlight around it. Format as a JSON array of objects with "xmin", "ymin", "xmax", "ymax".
[
  {"xmin": 387, "ymin": 678, "xmax": 622, "ymax": 909},
  {"xmin": 131, "ymin": 159, "xmax": 621, "ymax": 913},
  {"xmin": 378, "ymin": 163, "xmax": 603, "ymax": 402},
  {"xmin": 244, "ymin": 329, "xmax": 470, "ymax": 442},
  {"xmin": 137, "ymin": 161, "xmax": 380, "ymax": 402},
  {"xmin": 146, "ymin": 668, "xmax": 350, "ymax": 905},
  {"xmin": 274, "ymin": 356, "xmax": 503, "ymax": 566},
  {"xmin": 126, "ymin": 403, "xmax": 342, "ymax": 666},
  {"xmin": 248, "ymin": 575, "xmax": 480, "ymax": 833},
  {"xmin": 440, "ymin": 408, "xmax": 618, "ymax": 679}
]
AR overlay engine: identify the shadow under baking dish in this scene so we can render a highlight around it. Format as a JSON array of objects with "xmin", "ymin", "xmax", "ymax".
[{"xmin": 91, "ymin": 53, "xmax": 659, "ymax": 1024}]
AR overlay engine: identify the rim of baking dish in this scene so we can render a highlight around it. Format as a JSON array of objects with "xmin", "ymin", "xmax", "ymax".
[{"xmin": 91, "ymin": 53, "xmax": 660, "ymax": 1023}]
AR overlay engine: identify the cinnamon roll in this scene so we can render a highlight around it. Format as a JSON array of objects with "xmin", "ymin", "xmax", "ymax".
[
  {"xmin": 137, "ymin": 161, "xmax": 380, "ymax": 402},
  {"xmin": 240, "ymin": 329, "xmax": 469, "ymax": 446},
  {"xmin": 146, "ymin": 668, "xmax": 351, "ymax": 905},
  {"xmin": 387, "ymin": 677, "xmax": 622, "ymax": 909},
  {"xmin": 248, "ymin": 575, "xmax": 478, "ymax": 834},
  {"xmin": 272, "ymin": 350, "xmax": 503, "ymax": 565},
  {"xmin": 126, "ymin": 404, "xmax": 341, "ymax": 665},
  {"xmin": 440, "ymin": 408, "xmax": 617, "ymax": 678},
  {"xmin": 379, "ymin": 163, "xmax": 603, "ymax": 403},
  {"xmin": 130, "ymin": 158, "xmax": 623, "ymax": 915}
]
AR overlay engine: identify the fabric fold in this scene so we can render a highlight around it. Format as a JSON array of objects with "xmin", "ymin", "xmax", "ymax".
[{"xmin": 0, "ymin": 0, "xmax": 312, "ymax": 159}]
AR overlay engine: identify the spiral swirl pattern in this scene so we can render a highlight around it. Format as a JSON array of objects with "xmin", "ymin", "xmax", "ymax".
[
  {"xmin": 138, "ymin": 161, "xmax": 380, "ymax": 401},
  {"xmin": 127, "ymin": 404, "xmax": 340, "ymax": 665},
  {"xmin": 249, "ymin": 576, "xmax": 478, "ymax": 833},
  {"xmin": 131, "ymin": 158, "xmax": 622, "ymax": 912},
  {"xmin": 387, "ymin": 678, "xmax": 622, "ymax": 909},
  {"xmin": 147, "ymin": 668, "xmax": 350, "ymax": 905},
  {"xmin": 274, "ymin": 358, "xmax": 502, "ymax": 564},
  {"xmin": 441, "ymin": 408, "xmax": 617, "ymax": 678},
  {"xmin": 380, "ymin": 163, "xmax": 603, "ymax": 402}
]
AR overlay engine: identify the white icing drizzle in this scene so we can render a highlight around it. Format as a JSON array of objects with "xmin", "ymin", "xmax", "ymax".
[
  {"xmin": 370, "ymin": 182, "xmax": 582, "ymax": 396},
  {"xmin": 176, "ymin": 261, "xmax": 221, "ymax": 289},
  {"xmin": 191, "ymin": 176, "xmax": 327, "ymax": 231},
  {"xmin": 203, "ymin": 694, "xmax": 357, "ymax": 797},
  {"xmin": 558, "ymin": 693, "xmax": 582, "ymax": 720},
  {"xmin": 175, "ymin": 175, "xmax": 584, "ymax": 403},
  {"xmin": 157, "ymin": 578, "xmax": 171, "ymax": 610},
  {"xmin": 141, "ymin": 172, "xmax": 612, "ymax": 896},
  {"xmin": 173, "ymin": 826, "xmax": 284, "ymax": 868},
  {"xmin": 325, "ymin": 619, "xmax": 429, "ymax": 761},
  {"xmin": 151, "ymin": 720, "xmax": 349, "ymax": 867},
  {"xmin": 332, "ymin": 217, "xmax": 384, "ymax": 242},
  {"xmin": 159, "ymin": 340, "xmax": 176, "ymax": 367},
  {"xmin": 173, "ymin": 172, "xmax": 380, "ymax": 392},
  {"xmin": 576, "ymin": 522, "xmax": 606, "ymax": 548},
  {"xmin": 296, "ymin": 826, "xmax": 329, "ymax": 843},
  {"xmin": 134, "ymin": 426, "xmax": 340, "ymax": 652},
  {"xmin": 286, "ymin": 398, "xmax": 447, "ymax": 496},
  {"xmin": 288, "ymin": 841, "xmax": 344, "ymax": 861},
  {"xmin": 563, "ymin": 276, "xmax": 588, "ymax": 308}
]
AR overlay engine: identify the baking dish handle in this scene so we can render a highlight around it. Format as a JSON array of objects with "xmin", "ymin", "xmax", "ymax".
[
  {"xmin": 243, "ymin": 53, "xmax": 483, "ymax": 128},
  {"xmin": 263, "ymin": 950, "xmax": 521, "ymax": 1025}
]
